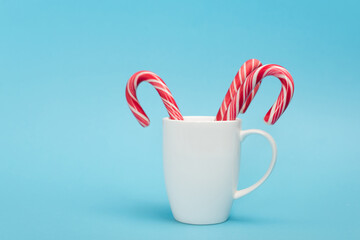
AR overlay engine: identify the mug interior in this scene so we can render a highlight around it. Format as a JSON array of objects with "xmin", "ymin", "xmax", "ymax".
[{"xmin": 163, "ymin": 116, "xmax": 241, "ymax": 123}]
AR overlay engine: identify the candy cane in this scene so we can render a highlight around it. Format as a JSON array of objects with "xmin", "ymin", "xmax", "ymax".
[
  {"xmin": 215, "ymin": 59, "xmax": 262, "ymax": 121},
  {"xmin": 224, "ymin": 64, "xmax": 294, "ymax": 124},
  {"xmin": 126, "ymin": 71, "xmax": 184, "ymax": 127}
]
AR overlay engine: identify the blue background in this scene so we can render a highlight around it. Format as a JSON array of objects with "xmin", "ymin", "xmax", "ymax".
[{"xmin": 1, "ymin": 0, "xmax": 359, "ymax": 239}]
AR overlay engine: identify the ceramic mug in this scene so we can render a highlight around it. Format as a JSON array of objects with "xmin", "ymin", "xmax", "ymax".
[{"xmin": 163, "ymin": 116, "xmax": 277, "ymax": 225}]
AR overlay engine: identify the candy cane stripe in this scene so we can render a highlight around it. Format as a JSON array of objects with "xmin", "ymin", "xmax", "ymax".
[{"xmin": 216, "ymin": 59, "xmax": 263, "ymax": 121}]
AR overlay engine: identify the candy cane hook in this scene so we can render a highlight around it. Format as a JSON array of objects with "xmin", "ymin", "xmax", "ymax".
[
  {"xmin": 126, "ymin": 71, "xmax": 184, "ymax": 127},
  {"xmin": 224, "ymin": 64, "xmax": 294, "ymax": 124}
]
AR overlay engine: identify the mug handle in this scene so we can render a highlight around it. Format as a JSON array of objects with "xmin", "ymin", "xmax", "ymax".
[{"xmin": 234, "ymin": 129, "xmax": 277, "ymax": 199}]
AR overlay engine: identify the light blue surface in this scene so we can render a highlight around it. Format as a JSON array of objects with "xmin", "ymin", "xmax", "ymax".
[{"xmin": 1, "ymin": 0, "xmax": 359, "ymax": 239}]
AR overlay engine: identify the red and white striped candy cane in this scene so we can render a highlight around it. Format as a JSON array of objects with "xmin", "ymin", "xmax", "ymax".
[
  {"xmin": 126, "ymin": 71, "xmax": 184, "ymax": 127},
  {"xmin": 224, "ymin": 64, "xmax": 294, "ymax": 124},
  {"xmin": 215, "ymin": 59, "xmax": 262, "ymax": 121}
]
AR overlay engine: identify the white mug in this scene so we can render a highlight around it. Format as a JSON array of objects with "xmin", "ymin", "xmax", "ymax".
[{"xmin": 163, "ymin": 116, "xmax": 277, "ymax": 225}]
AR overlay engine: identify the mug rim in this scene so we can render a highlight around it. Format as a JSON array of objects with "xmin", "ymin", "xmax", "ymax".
[{"xmin": 163, "ymin": 116, "xmax": 241, "ymax": 124}]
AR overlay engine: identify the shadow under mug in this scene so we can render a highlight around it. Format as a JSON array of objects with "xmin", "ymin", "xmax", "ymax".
[{"xmin": 163, "ymin": 116, "xmax": 277, "ymax": 225}]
